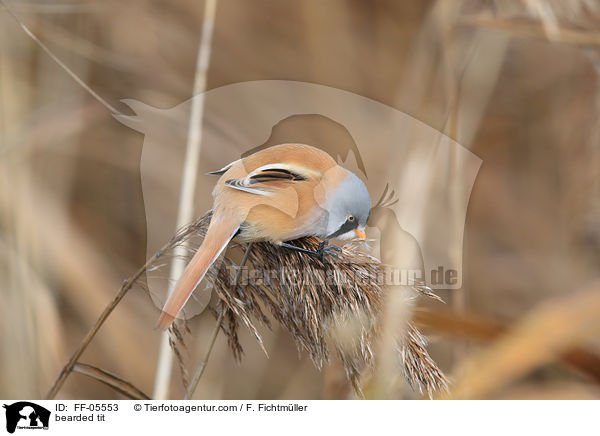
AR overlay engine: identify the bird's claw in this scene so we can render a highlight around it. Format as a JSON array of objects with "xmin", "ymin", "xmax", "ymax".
[{"xmin": 316, "ymin": 240, "xmax": 341, "ymax": 262}]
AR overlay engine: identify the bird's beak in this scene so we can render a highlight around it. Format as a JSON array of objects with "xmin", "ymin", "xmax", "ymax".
[{"xmin": 354, "ymin": 229, "xmax": 366, "ymax": 239}]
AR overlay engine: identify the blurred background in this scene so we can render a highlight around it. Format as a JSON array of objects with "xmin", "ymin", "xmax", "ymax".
[{"xmin": 1, "ymin": 0, "xmax": 600, "ymax": 400}]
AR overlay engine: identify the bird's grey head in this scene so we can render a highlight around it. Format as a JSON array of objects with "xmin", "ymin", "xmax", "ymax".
[{"xmin": 325, "ymin": 171, "xmax": 371, "ymax": 240}]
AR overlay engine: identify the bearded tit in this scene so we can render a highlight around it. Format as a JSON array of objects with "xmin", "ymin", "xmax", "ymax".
[{"xmin": 157, "ymin": 143, "xmax": 371, "ymax": 328}]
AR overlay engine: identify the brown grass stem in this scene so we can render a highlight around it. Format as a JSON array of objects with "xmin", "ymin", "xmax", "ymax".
[
  {"xmin": 72, "ymin": 363, "xmax": 151, "ymax": 400},
  {"xmin": 446, "ymin": 280, "xmax": 600, "ymax": 399},
  {"xmin": 460, "ymin": 13, "xmax": 600, "ymax": 47},
  {"xmin": 152, "ymin": 0, "xmax": 219, "ymax": 400},
  {"xmin": 184, "ymin": 242, "xmax": 253, "ymax": 400},
  {"xmin": 414, "ymin": 307, "xmax": 600, "ymax": 384},
  {"xmin": 0, "ymin": 0, "xmax": 123, "ymax": 115},
  {"xmin": 45, "ymin": 247, "xmax": 165, "ymax": 400}
]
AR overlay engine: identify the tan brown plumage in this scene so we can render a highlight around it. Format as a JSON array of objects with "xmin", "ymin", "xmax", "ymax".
[
  {"xmin": 157, "ymin": 143, "xmax": 371, "ymax": 329},
  {"xmin": 156, "ymin": 211, "xmax": 242, "ymax": 329}
]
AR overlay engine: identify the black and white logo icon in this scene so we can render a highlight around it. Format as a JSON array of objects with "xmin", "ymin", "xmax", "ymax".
[{"xmin": 2, "ymin": 402, "xmax": 50, "ymax": 434}]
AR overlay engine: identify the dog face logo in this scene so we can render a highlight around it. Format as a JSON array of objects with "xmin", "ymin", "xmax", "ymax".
[
  {"xmin": 115, "ymin": 80, "xmax": 481, "ymax": 320},
  {"xmin": 3, "ymin": 402, "xmax": 50, "ymax": 433}
]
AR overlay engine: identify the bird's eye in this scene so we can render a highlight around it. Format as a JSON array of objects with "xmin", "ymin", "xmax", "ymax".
[{"xmin": 347, "ymin": 215, "xmax": 355, "ymax": 222}]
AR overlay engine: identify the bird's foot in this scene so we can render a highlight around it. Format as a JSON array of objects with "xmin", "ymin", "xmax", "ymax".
[
  {"xmin": 278, "ymin": 240, "xmax": 341, "ymax": 262},
  {"xmin": 315, "ymin": 240, "xmax": 341, "ymax": 262}
]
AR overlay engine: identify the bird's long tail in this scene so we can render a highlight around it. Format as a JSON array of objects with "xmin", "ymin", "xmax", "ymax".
[{"xmin": 156, "ymin": 210, "xmax": 242, "ymax": 329}]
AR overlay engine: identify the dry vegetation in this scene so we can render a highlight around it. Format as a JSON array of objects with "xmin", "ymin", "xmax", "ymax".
[{"xmin": 1, "ymin": 0, "xmax": 600, "ymax": 400}]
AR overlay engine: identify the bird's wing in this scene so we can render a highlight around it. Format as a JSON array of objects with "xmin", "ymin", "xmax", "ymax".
[
  {"xmin": 206, "ymin": 160, "xmax": 237, "ymax": 176},
  {"xmin": 224, "ymin": 163, "xmax": 318, "ymax": 196}
]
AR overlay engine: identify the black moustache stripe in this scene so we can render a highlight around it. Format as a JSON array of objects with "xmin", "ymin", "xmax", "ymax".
[{"xmin": 327, "ymin": 219, "xmax": 358, "ymax": 239}]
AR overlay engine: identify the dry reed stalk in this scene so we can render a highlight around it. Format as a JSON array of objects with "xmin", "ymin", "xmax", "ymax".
[
  {"xmin": 399, "ymin": 1, "xmax": 508, "ymax": 369},
  {"xmin": 400, "ymin": 324, "xmax": 449, "ymax": 398},
  {"xmin": 19, "ymin": 183, "xmax": 152, "ymax": 391},
  {"xmin": 0, "ymin": 7, "xmax": 158, "ymax": 395},
  {"xmin": 446, "ymin": 280, "xmax": 600, "ymax": 399},
  {"xmin": 153, "ymin": 0, "xmax": 219, "ymax": 400},
  {"xmin": 72, "ymin": 363, "xmax": 151, "ymax": 400},
  {"xmin": 0, "ymin": 0, "xmax": 122, "ymax": 115},
  {"xmin": 413, "ymin": 308, "xmax": 600, "ymax": 384},
  {"xmin": 167, "ymin": 212, "xmax": 448, "ymax": 398},
  {"xmin": 184, "ymin": 242, "xmax": 254, "ymax": 400},
  {"xmin": 0, "ymin": 149, "xmax": 153, "ymax": 396},
  {"xmin": 460, "ymin": 13, "xmax": 600, "ymax": 47},
  {"xmin": 0, "ymin": 10, "xmax": 39, "ymax": 398},
  {"xmin": 45, "ymin": 211, "xmax": 224, "ymax": 399},
  {"xmin": 45, "ymin": 249, "xmax": 160, "ymax": 399}
]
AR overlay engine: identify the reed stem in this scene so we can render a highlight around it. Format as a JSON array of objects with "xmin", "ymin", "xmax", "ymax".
[{"xmin": 184, "ymin": 242, "xmax": 253, "ymax": 400}]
